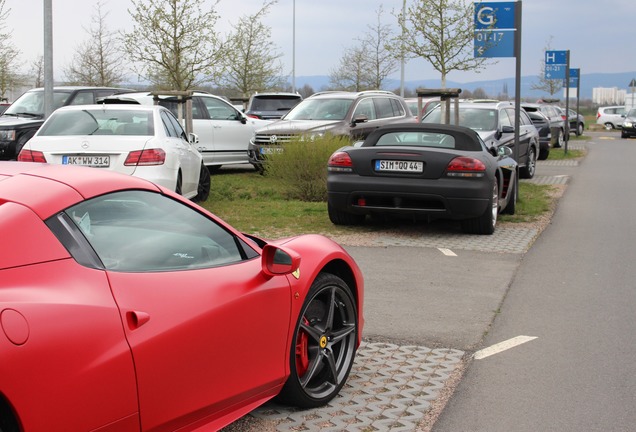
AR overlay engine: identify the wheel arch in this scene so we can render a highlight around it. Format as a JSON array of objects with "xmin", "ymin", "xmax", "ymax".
[{"xmin": 320, "ymin": 259, "xmax": 360, "ymax": 311}]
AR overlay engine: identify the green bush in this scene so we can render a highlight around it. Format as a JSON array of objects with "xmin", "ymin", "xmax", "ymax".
[{"xmin": 263, "ymin": 134, "xmax": 350, "ymax": 202}]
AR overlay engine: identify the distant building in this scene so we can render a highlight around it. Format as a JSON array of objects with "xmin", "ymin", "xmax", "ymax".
[{"xmin": 592, "ymin": 87, "xmax": 626, "ymax": 105}]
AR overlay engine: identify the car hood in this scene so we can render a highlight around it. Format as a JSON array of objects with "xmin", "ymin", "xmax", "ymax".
[
  {"xmin": 0, "ymin": 115, "xmax": 44, "ymax": 127},
  {"xmin": 255, "ymin": 119, "xmax": 344, "ymax": 135}
]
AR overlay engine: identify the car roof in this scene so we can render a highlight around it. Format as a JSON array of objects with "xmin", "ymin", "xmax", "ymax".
[
  {"xmin": 0, "ymin": 162, "xmax": 162, "ymax": 220},
  {"xmin": 362, "ymin": 122, "xmax": 482, "ymax": 146},
  {"xmin": 308, "ymin": 90, "xmax": 398, "ymax": 100},
  {"xmin": 53, "ymin": 104, "xmax": 160, "ymax": 112}
]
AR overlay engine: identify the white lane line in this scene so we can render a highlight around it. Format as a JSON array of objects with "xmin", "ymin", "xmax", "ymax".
[
  {"xmin": 474, "ymin": 335, "xmax": 538, "ymax": 360},
  {"xmin": 438, "ymin": 248, "xmax": 457, "ymax": 256}
]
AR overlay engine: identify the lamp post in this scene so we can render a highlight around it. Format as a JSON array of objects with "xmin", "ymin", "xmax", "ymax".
[
  {"xmin": 292, "ymin": 0, "xmax": 296, "ymax": 93},
  {"xmin": 43, "ymin": 0, "xmax": 53, "ymax": 118}
]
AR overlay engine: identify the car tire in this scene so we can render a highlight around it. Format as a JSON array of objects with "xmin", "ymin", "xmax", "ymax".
[
  {"xmin": 604, "ymin": 122, "xmax": 614, "ymax": 131},
  {"xmin": 175, "ymin": 171, "xmax": 183, "ymax": 195},
  {"xmin": 278, "ymin": 273, "xmax": 358, "ymax": 408},
  {"xmin": 193, "ymin": 163, "xmax": 210, "ymax": 202},
  {"xmin": 500, "ymin": 176, "xmax": 517, "ymax": 215},
  {"xmin": 538, "ymin": 145, "xmax": 550, "ymax": 160},
  {"xmin": 576, "ymin": 123, "xmax": 584, "ymax": 136},
  {"xmin": 554, "ymin": 129, "xmax": 564, "ymax": 148},
  {"xmin": 621, "ymin": 130, "xmax": 629, "ymax": 139},
  {"xmin": 328, "ymin": 203, "xmax": 364, "ymax": 225},
  {"xmin": 519, "ymin": 147, "xmax": 536, "ymax": 179},
  {"xmin": 461, "ymin": 179, "xmax": 498, "ymax": 235}
]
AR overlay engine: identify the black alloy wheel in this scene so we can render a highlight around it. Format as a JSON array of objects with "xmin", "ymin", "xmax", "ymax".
[
  {"xmin": 193, "ymin": 163, "xmax": 210, "ymax": 202},
  {"xmin": 278, "ymin": 273, "xmax": 358, "ymax": 408}
]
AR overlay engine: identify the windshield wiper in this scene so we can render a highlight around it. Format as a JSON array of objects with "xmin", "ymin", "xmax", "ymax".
[{"xmin": 10, "ymin": 112, "xmax": 43, "ymax": 119}]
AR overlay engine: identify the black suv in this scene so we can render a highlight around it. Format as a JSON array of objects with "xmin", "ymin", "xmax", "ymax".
[
  {"xmin": 248, "ymin": 90, "xmax": 414, "ymax": 170},
  {"xmin": 244, "ymin": 92, "xmax": 303, "ymax": 120},
  {"xmin": 0, "ymin": 86, "xmax": 132, "ymax": 160},
  {"xmin": 520, "ymin": 103, "xmax": 565, "ymax": 148}
]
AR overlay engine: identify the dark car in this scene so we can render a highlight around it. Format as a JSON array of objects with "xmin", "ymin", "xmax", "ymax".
[
  {"xmin": 326, "ymin": 123, "xmax": 518, "ymax": 235},
  {"xmin": 620, "ymin": 108, "xmax": 636, "ymax": 138},
  {"xmin": 521, "ymin": 103, "xmax": 565, "ymax": 148},
  {"xmin": 526, "ymin": 110, "xmax": 551, "ymax": 160},
  {"xmin": 244, "ymin": 92, "xmax": 303, "ymax": 120},
  {"xmin": 249, "ymin": 90, "xmax": 415, "ymax": 170},
  {"xmin": 559, "ymin": 107, "xmax": 585, "ymax": 136},
  {"xmin": 421, "ymin": 101, "xmax": 539, "ymax": 178},
  {"xmin": 0, "ymin": 86, "xmax": 133, "ymax": 160}
]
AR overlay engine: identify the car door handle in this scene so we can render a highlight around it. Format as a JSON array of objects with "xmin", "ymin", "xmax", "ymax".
[{"xmin": 126, "ymin": 311, "xmax": 151, "ymax": 330}]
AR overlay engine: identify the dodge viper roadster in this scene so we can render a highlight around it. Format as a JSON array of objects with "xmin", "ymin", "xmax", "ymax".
[
  {"xmin": 327, "ymin": 123, "xmax": 518, "ymax": 235},
  {"xmin": 0, "ymin": 162, "xmax": 364, "ymax": 431}
]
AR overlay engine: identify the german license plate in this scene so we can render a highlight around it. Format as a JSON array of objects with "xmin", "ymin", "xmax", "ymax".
[
  {"xmin": 62, "ymin": 155, "xmax": 110, "ymax": 167},
  {"xmin": 375, "ymin": 160, "xmax": 423, "ymax": 173},
  {"xmin": 260, "ymin": 147, "xmax": 283, "ymax": 155}
]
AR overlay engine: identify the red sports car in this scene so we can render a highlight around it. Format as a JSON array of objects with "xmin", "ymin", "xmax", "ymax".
[{"xmin": 0, "ymin": 162, "xmax": 364, "ymax": 431}]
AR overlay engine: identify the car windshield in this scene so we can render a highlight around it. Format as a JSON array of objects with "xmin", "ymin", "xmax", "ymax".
[
  {"xmin": 250, "ymin": 96, "xmax": 300, "ymax": 111},
  {"xmin": 627, "ymin": 109, "xmax": 636, "ymax": 117},
  {"xmin": 422, "ymin": 107, "xmax": 498, "ymax": 131},
  {"xmin": 5, "ymin": 90, "xmax": 73, "ymax": 118},
  {"xmin": 38, "ymin": 109, "xmax": 155, "ymax": 136},
  {"xmin": 284, "ymin": 98, "xmax": 353, "ymax": 121},
  {"xmin": 374, "ymin": 131, "xmax": 480, "ymax": 151}
]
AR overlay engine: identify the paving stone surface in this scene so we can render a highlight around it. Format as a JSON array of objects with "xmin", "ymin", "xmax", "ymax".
[{"xmin": 251, "ymin": 342, "xmax": 464, "ymax": 431}]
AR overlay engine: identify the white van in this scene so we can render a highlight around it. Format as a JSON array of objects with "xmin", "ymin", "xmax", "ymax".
[{"xmin": 596, "ymin": 106, "xmax": 626, "ymax": 130}]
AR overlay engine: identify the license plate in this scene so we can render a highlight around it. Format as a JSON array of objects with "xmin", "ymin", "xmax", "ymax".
[
  {"xmin": 260, "ymin": 147, "xmax": 283, "ymax": 155},
  {"xmin": 62, "ymin": 155, "xmax": 110, "ymax": 167},
  {"xmin": 375, "ymin": 160, "xmax": 423, "ymax": 173}
]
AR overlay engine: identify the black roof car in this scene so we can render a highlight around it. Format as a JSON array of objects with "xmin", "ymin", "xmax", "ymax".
[
  {"xmin": 244, "ymin": 92, "xmax": 303, "ymax": 120},
  {"xmin": 421, "ymin": 101, "xmax": 539, "ymax": 179},
  {"xmin": 248, "ymin": 90, "xmax": 415, "ymax": 171},
  {"xmin": 326, "ymin": 123, "xmax": 518, "ymax": 235},
  {"xmin": 0, "ymin": 86, "xmax": 133, "ymax": 160}
]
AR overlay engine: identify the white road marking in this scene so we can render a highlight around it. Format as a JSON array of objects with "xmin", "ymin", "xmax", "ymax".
[
  {"xmin": 438, "ymin": 248, "xmax": 457, "ymax": 256},
  {"xmin": 474, "ymin": 335, "xmax": 538, "ymax": 360}
]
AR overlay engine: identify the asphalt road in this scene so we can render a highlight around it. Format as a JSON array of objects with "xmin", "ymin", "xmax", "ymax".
[{"xmin": 430, "ymin": 132, "xmax": 636, "ymax": 431}]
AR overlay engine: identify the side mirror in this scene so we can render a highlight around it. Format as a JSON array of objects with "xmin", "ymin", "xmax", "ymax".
[
  {"xmin": 240, "ymin": 114, "xmax": 247, "ymax": 124},
  {"xmin": 189, "ymin": 133, "xmax": 199, "ymax": 144},
  {"xmin": 501, "ymin": 125, "xmax": 515, "ymax": 134},
  {"xmin": 261, "ymin": 244, "xmax": 301, "ymax": 277},
  {"xmin": 351, "ymin": 114, "xmax": 369, "ymax": 126},
  {"xmin": 498, "ymin": 145, "xmax": 513, "ymax": 157}
]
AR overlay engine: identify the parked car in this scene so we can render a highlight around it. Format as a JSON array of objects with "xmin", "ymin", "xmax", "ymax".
[
  {"xmin": 620, "ymin": 108, "xmax": 636, "ymax": 138},
  {"xmin": 326, "ymin": 123, "xmax": 518, "ymax": 235},
  {"xmin": 102, "ymin": 91, "xmax": 271, "ymax": 171},
  {"xmin": 249, "ymin": 90, "xmax": 415, "ymax": 170},
  {"xmin": 526, "ymin": 110, "xmax": 551, "ymax": 160},
  {"xmin": 0, "ymin": 161, "xmax": 364, "ymax": 432},
  {"xmin": 244, "ymin": 92, "xmax": 303, "ymax": 120},
  {"xmin": 566, "ymin": 108, "xmax": 585, "ymax": 136},
  {"xmin": 404, "ymin": 97, "xmax": 440, "ymax": 118},
  {"xmin": 0, "ymin": 86, "xmax": 133, "ymax": 160},
  {"xmin": 17, "ymin": 104, "xmax": 210, "ymax": 202},
  {"xmin": 596, "ymin": 105, "xmax": 626, "ymax": 130},
  {"xmin": 520, "ymin": 103, "xmax": 565, "ymax": 148},
  {"xmin": 0, "ymin": 102, "xmax": 10, "ymax": 115},
  {"xmin": 421, "ymin": 101, "xmax": 539, "ymax": 178}
]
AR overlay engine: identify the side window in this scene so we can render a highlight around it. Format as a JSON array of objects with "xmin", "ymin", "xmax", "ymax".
[
  {"xmin": 519, "ymin": 110, "xmax": 532, "ymax": 126},
  {"xmin": 374, "ymin": 97, "xmax": 396, "ymax": 119},
  {"xmin": 69, "ymin": 91, "xmax": 95, "ymax": 105},
  {"xmin": 201, "ymin": 97, "xmax": 238, "ymax": 120},
  {"xmin": 352, "ymin": 98, "xmax": 377, "ymax": 120},
  {"xmin": 160, "ymin": 111, "xmax": 178, "ymax": 137},
  {"xmin": 499, "ymin": 108, "xmax": 513, "ymax": 128},
  {"xmin": 390, "ymin": 98, "xmax": 405, "ymax": 116},
  {"xmin": 165, "ymin": 110, "xmax": 187, "ymax": 140},
  {"xmin": 62, "ymin": 190, "xmax": 250, "ymax": 272}
]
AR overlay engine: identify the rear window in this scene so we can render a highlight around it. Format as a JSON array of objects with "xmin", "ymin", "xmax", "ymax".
[
  {"xmin": 38, "ymin": 109, "xmax": 154, "ymax": 136},
  {"xmin": 249, "ymin": 95, "xmax": 301, "ymax": 111},
  {"xmin": 422, "ymin": 107, "xmax": 497, "ymax": 131},
  {"xmin": 374, "ymin": 131, "xmax": 479, "ymax": 151}
]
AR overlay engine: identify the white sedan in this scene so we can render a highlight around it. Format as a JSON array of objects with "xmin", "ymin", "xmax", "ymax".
[
  {"xmin": 17, "ymin": 104, "xmax": 210, "ymax": 201},
  {"xmin": 101, "ymin": 92, "xmax": 271, "ymax": 171}
]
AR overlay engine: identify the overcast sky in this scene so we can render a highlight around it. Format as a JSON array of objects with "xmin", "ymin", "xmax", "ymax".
[{"xmin": 8, "ymin": 0, "xmax": 636, "ymax": 87}]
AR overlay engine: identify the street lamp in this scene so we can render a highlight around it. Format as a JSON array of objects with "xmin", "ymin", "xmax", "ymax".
[{"xmin": 292, "ymin": 0, "xmax": 296, "ymax": 93}]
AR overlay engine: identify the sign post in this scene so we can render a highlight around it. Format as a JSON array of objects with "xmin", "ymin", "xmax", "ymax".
[{"xmin": 545, "ymin": 50, "xmax": 570, "ymax": 154}]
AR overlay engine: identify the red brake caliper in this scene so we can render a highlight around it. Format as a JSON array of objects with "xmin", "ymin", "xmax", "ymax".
[{"xmin": 295, "ymin": 317, "xmax": 310, "ymax": 376}]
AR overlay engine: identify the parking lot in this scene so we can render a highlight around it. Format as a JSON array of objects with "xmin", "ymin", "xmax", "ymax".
[{"xmin": 221, "ymin": 145, "xmax": 585, "ymax": 431}]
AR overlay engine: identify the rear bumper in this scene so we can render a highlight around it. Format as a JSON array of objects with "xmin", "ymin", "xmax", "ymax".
[{"xmin": 327, "ymin": 174, "xmax": 492, "ymax": 220}]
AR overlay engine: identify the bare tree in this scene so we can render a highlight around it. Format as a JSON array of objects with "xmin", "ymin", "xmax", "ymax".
[
  {"xmin": 123, "ymin": 0, "xmax": 224, "ymax": 90},
  {"xmin": 0, "ymin": 0, "xmax": 23, "ymax": 99},
  {"xmin": 30, "ymin": 56, "xmax": 44, "ymax": 88},
  {"xmin": 64, "ymin": 1, "xmax": 126, "ymax": 86},
  {"xmin": 394, "ymin": 0, "xmax": 490, "ymax": 88},
  {"xmin": 531, "ymin": 36, "xmax": 563, "ymax": 97},
  {"xmin": 219, "ymin": 1, "xmax": 284, "ymax": 98},
  {"xmin": 329, "ymin": 7, "xmax": 396, "ymax": 91}
]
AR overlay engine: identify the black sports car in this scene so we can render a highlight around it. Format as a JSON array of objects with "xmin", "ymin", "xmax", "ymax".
[{"xmin": 327, "ymin": 123, "xmax": 518, "ymax": 235}]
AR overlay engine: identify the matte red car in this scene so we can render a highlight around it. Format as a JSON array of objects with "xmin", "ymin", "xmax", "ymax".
[{"xmin": 0, "ymin": 162, "xmax": 364, "ymax": 431}]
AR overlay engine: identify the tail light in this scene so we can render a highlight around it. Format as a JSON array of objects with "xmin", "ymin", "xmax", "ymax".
[
  {"xmin": 124, "ymin": 149, "xmax": 166, "ymax": 166},
  {"xmin": 446, "ymin": 157, "xmax": 486, "ymax": 178},
  {"xmin": 246, "ymin": 114, "xmax": 261, "ymax": 119},
  {"xmin": 597, "ymin": 111, "xmax": 601, "ymax": 119},
  {"xmin": 17, "ymin": 150, "xmax": 46, "ymax": 163},
  {"xmin": 327, "ymin": 151, "xmax": 354, "ymax": 173}
]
